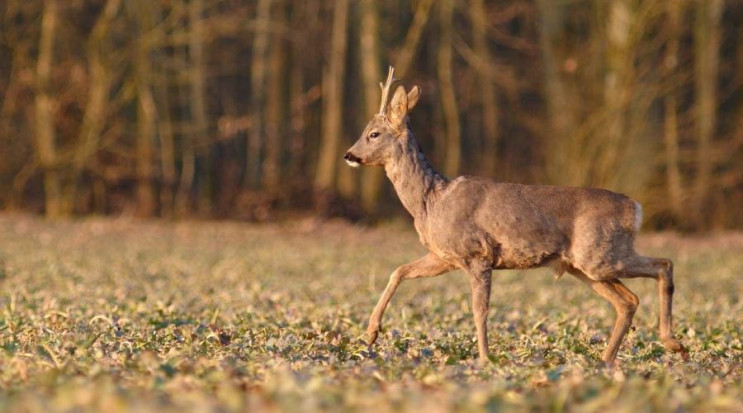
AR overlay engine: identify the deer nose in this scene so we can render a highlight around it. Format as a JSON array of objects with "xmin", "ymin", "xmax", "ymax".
[{"xmin": 344, "ymin": 152, "xmax": 361, "ymax": 163}]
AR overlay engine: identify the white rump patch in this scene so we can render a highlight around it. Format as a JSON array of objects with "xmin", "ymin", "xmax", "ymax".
[
  {"xmin": 345, "ymin": 159, "xmax": 360, "ymax": 168},
  {"xmin": 633, "ymin": 201, "xmax": 643, "ymax": 231}
]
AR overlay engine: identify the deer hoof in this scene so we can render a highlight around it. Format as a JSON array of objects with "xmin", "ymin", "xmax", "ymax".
[
  {"xmin": 478, "ymin": 354, "xmax": 493, "ymax": 367},
  {"xmin": 366, "ymin": 326, "xmax": 380, "ymax": 346},
  {"xmin": 662, "ymin": 337, "xmax": 685, "ymax": 353}
]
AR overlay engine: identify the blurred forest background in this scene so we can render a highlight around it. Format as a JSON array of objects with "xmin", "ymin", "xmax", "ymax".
[{"xmin": 0, "ymin": 0, "xmax": 742, "ymax": 230}]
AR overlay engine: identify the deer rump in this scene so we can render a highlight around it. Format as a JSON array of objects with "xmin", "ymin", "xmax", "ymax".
[{"xmin": 421, "ymin": 177, "xmax": 641, "ymax": 280}]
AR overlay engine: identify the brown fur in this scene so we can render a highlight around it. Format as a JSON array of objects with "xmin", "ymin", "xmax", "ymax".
[{"xmin": 344, "ymin": 67, "xmax": 685, "ymax": 365}]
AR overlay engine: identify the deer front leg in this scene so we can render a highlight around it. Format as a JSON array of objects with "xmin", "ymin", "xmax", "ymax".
[
  {"xmin": 366, "ymin": 253, "xmax": 453, "ymax": 345},
  {"xmin": 467, "ymin": 269, "xmax": 492, "ymax": 363}
]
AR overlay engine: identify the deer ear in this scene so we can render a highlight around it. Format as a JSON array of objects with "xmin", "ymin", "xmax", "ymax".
[
  {"xmin": 388, "ymin": 85, "xmax": 408, "ymax": 126},
  {"xmin": 406, "ymin": 86, "xmax": 421, "ymax": 111}
]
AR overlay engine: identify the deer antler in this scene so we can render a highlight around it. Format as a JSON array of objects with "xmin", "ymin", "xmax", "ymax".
[{"xmin": 378, "ymin": 66, "xmax": 397, "ymax": 115}]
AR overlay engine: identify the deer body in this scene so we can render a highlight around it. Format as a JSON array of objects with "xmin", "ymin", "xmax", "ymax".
[
  {"xmin": 430, "ymin": 179, "xmax": 644, "ymax": 274},
  {"xmin": 345, "ymin": 67, "xmax": 684, "ymax": 365}
]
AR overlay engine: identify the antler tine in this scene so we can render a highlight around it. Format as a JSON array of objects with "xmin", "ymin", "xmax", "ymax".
[{"xmin": 378, "ymin": 66, "xmax": 397, "ymax": 115}]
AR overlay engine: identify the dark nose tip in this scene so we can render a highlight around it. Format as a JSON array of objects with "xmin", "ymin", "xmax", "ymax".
[{"xmin": 344, "ymin": 152, "xmax": 361, "ymax": 163}]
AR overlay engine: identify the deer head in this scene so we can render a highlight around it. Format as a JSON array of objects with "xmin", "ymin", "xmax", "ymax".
[{"xmin": 344, "ymin": 66, "xmax": 421, "ymax": 167}]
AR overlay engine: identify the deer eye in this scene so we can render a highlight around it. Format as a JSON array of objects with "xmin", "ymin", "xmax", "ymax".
[{"xmin": 369, "ymin": 132, "xmax": 380, "ymax": 139}]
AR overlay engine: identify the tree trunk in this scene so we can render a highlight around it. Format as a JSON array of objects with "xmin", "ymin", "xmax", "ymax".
[
  {"xmin": 395, "ymin": 0, "xmax": 435, "ymax": 79},
  {"xmin": 664, "ymin": 0, "xmax": 684, "ymax": 220},
  {"xmin": 156, "ymin": 62, "xmax": 176, "ymax": 218},
  {"xmin": 175, "ymin": 0, "xmax": 194, "ymax": 216},
  {"xmin": 334, "ymin": 1, "xmax": 356, "ymax": 200},
  {"xmin": 190, "ymin": 0, "xmax": 211, "ymax": 215},
  {"xmin": 315, "ymin": 0, "xmax": 349, "ymax": 192},
  {"xmin": 693, "ymin": 0, "xmax": 723, "ymax": 229},
  {"xmin": 263, "ymin": 0, "xmax": 286, "ymax": 192},
  {"xmin": 247, "ymin": 0, "xmax": 272, "ymax": 189},
  {"xmin": 537, "ymin": 0, "xmax": 575, "ymax": 186},
  {"xmin": 71, "ymin": 0, "xmax": 121, "ymax": 214},
  {"xmin": 288, "ymin": 1, "xmax": 308, "ymax": 180},
  {"xmin": 287, "ymin": 0, "xmax": 322, "ymax": 184},
  {"xmin": 131, "ymin": 0, "xmax": 156, "ymax": 218},
  {"xmin": 598, "ymin": 0, "xmax": 633, "ymax": 190},
  {"xmin": 133, "ymin": 0, "xmax": 156, "ymax": 217},
  {"xmin": 35, "ymin": 0, "xmax": 63, "ymax": 218},
  {"xmin": 470, "ymin": 0, "xmax": 499, "ymax": 176},
  {"xmin": 4, "ymin": 23, "xmax": 33, "ymax": 208},
  {"xmin": 358, "ymin": 0, "xmax": 384, "ymax": 213},
  {"xmin": 0, "ymin": 34, "xmax": 22, "ymax": 149},
  {"xmin": 438, "ymin": 0, "xmax": 461, "ymax": 178}
]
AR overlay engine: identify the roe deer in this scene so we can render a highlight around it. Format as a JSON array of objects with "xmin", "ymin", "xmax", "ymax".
[{"xmin": 343, "ymin": 67, "xmax": 685, "ymax": 365}]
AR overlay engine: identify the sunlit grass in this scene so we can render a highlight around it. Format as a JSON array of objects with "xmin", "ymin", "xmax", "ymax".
[{"xmin": 0, "ymin": 214, "xmax": 741, "ymax": 412}]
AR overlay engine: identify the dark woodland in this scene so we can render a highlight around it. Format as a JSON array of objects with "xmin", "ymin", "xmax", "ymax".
[{"xmin": 1, "ymin": 0, "xmax": 742, "ymax": 230}]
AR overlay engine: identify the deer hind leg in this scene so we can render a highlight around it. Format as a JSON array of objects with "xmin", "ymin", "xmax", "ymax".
[
  {"xmin": 621, "ymin": 256, "xmax": 684, "ymax": 353},
  {"xmin": 467, "ymin": 269, "xmax": 492, "ymax": 363},
  {"xmin": 570, "ymin": 269, "xmax": 639, "ymax": 365},
  {"xmin": 366, "ymin": 253, "xmax": 454, "ymax": 346}
]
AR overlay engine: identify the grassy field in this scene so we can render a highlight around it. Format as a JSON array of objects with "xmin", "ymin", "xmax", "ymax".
[{"xmin": 0, "ymin": 213, "xmax": 741, "ymax": 412}]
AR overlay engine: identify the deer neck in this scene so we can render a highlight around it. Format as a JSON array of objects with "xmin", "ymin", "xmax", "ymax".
[{"xmin": 384, "ymin": 131, "xmax": 448, "ymax": 221}]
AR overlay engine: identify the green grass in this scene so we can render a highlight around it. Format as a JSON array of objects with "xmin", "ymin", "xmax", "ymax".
[{"xmin": 0, "ymin": 214, "xmax": 741, "ymax": 412}]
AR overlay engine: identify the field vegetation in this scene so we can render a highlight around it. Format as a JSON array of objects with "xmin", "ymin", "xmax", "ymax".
[{"xmin": 0, "ymin": 214, "xmax": 741, "ymax": 411}]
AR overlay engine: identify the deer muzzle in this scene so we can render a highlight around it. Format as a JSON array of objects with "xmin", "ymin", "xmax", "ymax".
[{"xmin": 344, "ymin": 152, "xmax": 362, "ymax": 168}]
